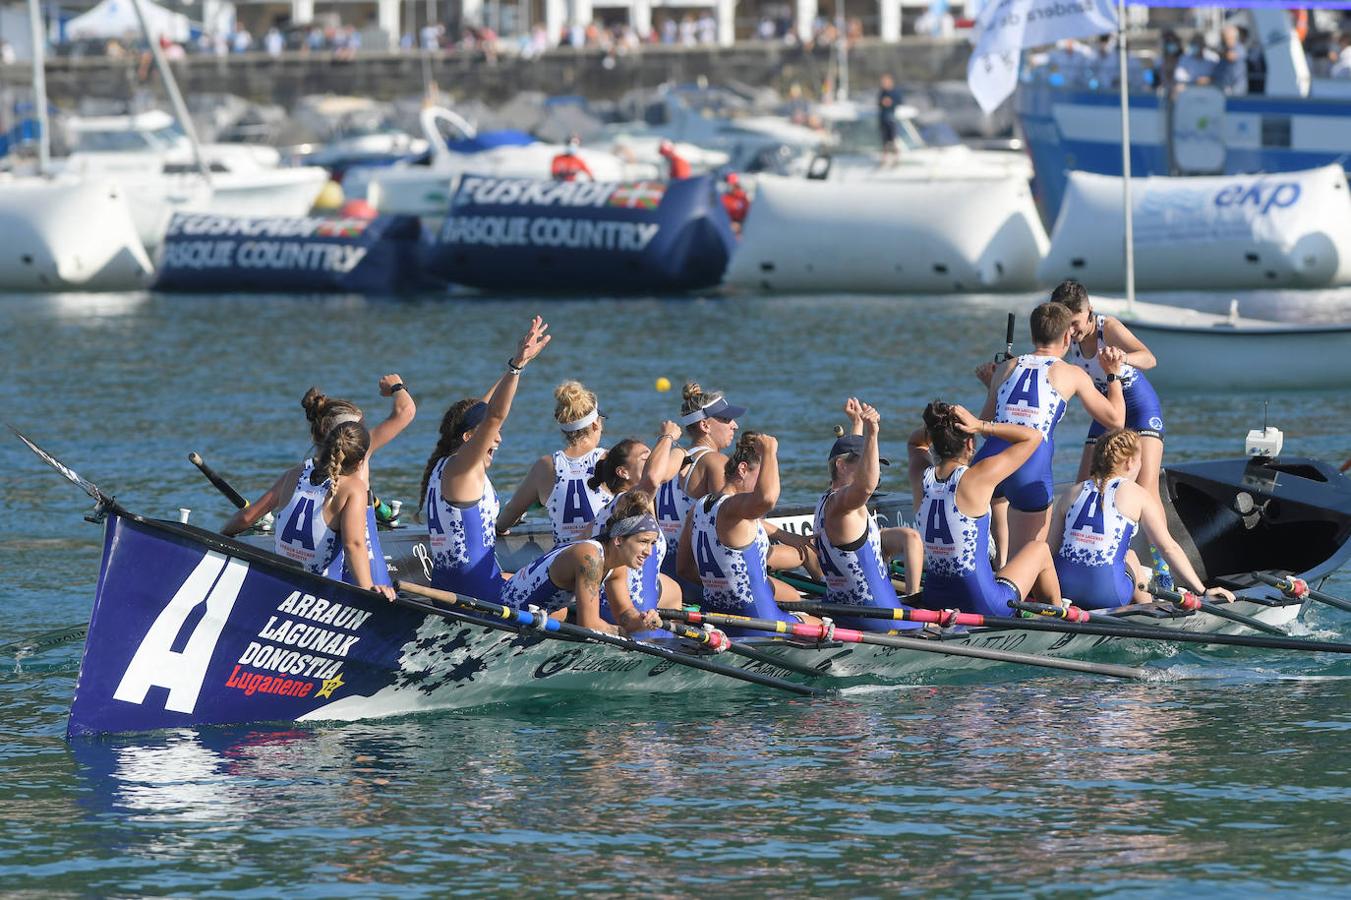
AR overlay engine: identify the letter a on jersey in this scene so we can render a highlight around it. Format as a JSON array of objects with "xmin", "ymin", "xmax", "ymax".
[
  {"xmin": 1006, "ymin": 368, "xmax": 1040, "ymax": 409},
  {"xmin": 113, "ymin": 552, "xmax": 247, "ymax": 714}
]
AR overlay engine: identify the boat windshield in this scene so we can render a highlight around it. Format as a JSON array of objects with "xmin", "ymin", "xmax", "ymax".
[
  {"xmin": 829, "ymin": 114, "xmax": 925, "ymax": 153},
  {"xmin": 73, "ymin": 122, "xmax": 185, "ymax": 153}
]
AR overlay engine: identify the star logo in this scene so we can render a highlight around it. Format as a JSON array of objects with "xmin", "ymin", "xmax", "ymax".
[{"xmin": 315, "ymin": 673, "xmax": 345, "ymax": 699}]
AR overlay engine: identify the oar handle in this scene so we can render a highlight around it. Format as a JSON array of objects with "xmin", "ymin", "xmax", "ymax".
[
  {"xmin": 1253, "ymin": 571, "xmax": 1351, "ymax": 614},
  {"xmin": 189, "ymin": 451, "xmax": 249, "ymax": 509},
  {"xmin": 1151, "ymin": 584, "xmax": 1288, "ymax": 636}
]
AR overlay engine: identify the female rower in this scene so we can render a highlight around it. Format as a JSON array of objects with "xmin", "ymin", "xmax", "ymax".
[
  {"xmin": 500, "ymin": 491, "xmax": 665, "ymax": 636},
  {"xmin": 223, "ymin": 421, "xmax": 394, "ymax": 599},
  {"xmin": 223, "ymin": 375, "xmax": 416, "ymax": 586},
  {"xmin": 1052, "ymin": 279, "xmax": 1165, "ymax": 505},
  {"xmin": 496, "ymin": 380, "xmax": 609, "ymax": 545},
  {"xmin": 815, "ymin": 401, "xmax": 925, "ymax": 632},
  {"xmin": 1053, "ymin": 428, "xmax": 1236, "ymax": 609},
  {"xmin": 588, "ymin": 425, "xmax": 687, "ymax": 630},
  {"xmin": 420, "ymin": 316, "xmax": 551, "ymax": 601},
  {"xmin": 678, "ymin": 432, "xmax": 822, "ymax": 625},
  {"xmin": 907, "ymin": 401, "xmax": 1064, "ymax": 617}
]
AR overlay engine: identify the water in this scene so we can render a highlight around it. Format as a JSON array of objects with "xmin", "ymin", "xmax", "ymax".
[{"xmin": 3, "ymin": 290, "xmax": 1351, "ymax": 895}]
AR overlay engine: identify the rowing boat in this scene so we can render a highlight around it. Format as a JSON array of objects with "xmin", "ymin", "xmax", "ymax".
[{"xmin": 38, "ymin": 442, "xmax": 1342, "ymax": 737}]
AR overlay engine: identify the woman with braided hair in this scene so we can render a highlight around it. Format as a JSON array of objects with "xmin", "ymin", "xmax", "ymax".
[
  {"xmin": 420, "ymin": 316, "xmax": 551, "ymax": 601},
  {"xmin": 224, "ymin": 421, "xmax": 394, "ymax": 599},
  {"xmin": 906, "ymin": 401, "xmax": 1063, "ymax": 617},
  {"xmin": 1053, "ymin": 428, "xmax": 1235, "ymax": 609}
]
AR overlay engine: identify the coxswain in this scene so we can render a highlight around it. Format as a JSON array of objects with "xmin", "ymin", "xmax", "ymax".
[
  {"xmin": 224, "ymin": 421, "xmax": 394, "ymax": 599},
  {"xmin": 223, "ymin": 376, "xmax": 415, "ymax": 587},
  {"xmin": 588, "ymin": 424, "xmax": 687, "ymax": 631},
  {"xmin": 1053, "ymin": 428, "xmax": 1235, "ymax": 608},
  {"xmin": 720, "ymin": 172, "xmax": 749, "ymax": 234},
  {"xmin": 907, "ymin": 402, "xmax": 1063, "ymax": 617},
  {"xmin": 418, "ymin": 316, "xmax": 551, "ymax": 601},
  {"xmin": 814, "ymin": 400, "xmax": 925, "ymax": 633},
  {"xmin": 658, "ymin": 139, "xmax": 692, "ymax": 180},
  {"xmin": 497, "ymin": 380, "xmax": 609, "ymax": 545},
  {"xmin": 550, "ymin": 135, "xmax": 593, "ymax": 182},
  {"xmin": 678, "ymin": 432, "xmax": 823, "ymax": 627},
  {"xmin": 499, "ymin": 491, "xmax": 664, "ymax": 636},
  {"xmin": 1052, "ymin": 280, "xmax": 1166, "ymax": 508},
  {"xmin": 973, "ymin": 301, "xmax": 1125, "ymax": 565}
]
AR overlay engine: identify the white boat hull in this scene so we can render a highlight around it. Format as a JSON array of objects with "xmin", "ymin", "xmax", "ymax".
[{"xmin": 0, "ymin": 177, "xmax": 153, "ymax": 291}]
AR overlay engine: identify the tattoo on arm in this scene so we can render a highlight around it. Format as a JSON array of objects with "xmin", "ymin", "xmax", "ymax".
[{"xmin": 578, "ymin": 552, "xmax": 603, "ymax": 594}]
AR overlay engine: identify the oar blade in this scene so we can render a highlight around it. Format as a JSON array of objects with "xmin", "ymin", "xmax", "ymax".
[{"xmin": 8, "ymin": 425, "xmax": 114, "ymax": 508}]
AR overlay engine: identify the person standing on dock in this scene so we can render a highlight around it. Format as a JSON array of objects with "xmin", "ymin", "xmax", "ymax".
[
  {"xmin": 877, "ymin": 74, "xmax": 902, "ymax": 166},
  {"xmin": 814, "ymin": 400, "xmax": 925, "ymax": 633},
  {"xmin": 497, "ymin": 381, "xmax": 610, "ymax": 546},
  {"xmin": 420, "ymin": 317, "xmax": 552, "ymax": 601},
  {"xmin": 974, "ymin": 302, "xmax": 1126, "ymax": 566}
]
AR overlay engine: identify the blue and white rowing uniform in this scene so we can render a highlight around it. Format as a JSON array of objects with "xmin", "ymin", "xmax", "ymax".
[
  {"xmin": 690, "ymin": 493, "xmax": 794, "ymax": 629},
  {"xmin": 813, "ymin": 491, "xmax": 922, "ymax": 633},
  {"xmin": 425, "ymin": 455, "xmax": 504, "ymax": 602},
  {"xmin": 970, "ymin": 354, "xmax": 1068, "ymax": 512},
  {"xmin": 919, "ymin": 466, "xmax": 1019, "ymax": 617},
  {"xmin": 275, "ymin": 459, "xmax": 344, "ymax": 578},
  {"xmin": 500, "ymin": 539, "xmax": 603, "ymax": 614},
  {"xmin": 655, "ymin": 445, "xmax": 712, "ymax": 578},
  {"xmin": 1054, "ymin": 477, "xmax": 1138, "ymax": 609},
  {"xmin": 594, "ymin": 492, "xmax": 666, "ymax": 638},
  {"xmin": 1073, "ymin": 315, "xmax": 1165, "ymax": 443},
  {"xmin": 545, "ymin": 447, "xmax": 609, "ymax": 545}
]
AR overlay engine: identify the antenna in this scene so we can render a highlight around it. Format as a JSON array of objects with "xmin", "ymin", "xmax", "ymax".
[{"xmin": 1263, "ymin": 400, "xmax": 1268, "ymax": 432}]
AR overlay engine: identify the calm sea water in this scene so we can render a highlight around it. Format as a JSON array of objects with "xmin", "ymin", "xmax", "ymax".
[{"xmin": 3, "ymin": 290, "xmax": 1350, "ymax": 896}]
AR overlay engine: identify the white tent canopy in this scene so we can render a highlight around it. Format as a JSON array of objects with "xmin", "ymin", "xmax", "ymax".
[{"xmin": 66, "ymin": 0, "xmax": 191, "ymax": 44}]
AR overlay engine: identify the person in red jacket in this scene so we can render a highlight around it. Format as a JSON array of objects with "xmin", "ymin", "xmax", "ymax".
[
  {"xmin": 551, "ymin": 136, "xmax": 594, "ymax": 182},
  {"xmin": 720, "ymin": 172, "xmax": 749, "ymax": 234},
  {"xmin": 658, "ymin": 139, "xmax": 692, "ymax": 180}
]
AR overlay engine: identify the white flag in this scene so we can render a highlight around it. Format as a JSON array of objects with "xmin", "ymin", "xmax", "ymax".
[{"xmin": 967, "ymin": 0, "xmax": 1118, "ymax": 113}]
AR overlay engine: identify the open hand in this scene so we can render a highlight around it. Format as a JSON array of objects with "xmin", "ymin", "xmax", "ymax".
[
  {"xmin": 950, "ymin": 404, "xmax": 983, "ymax": 434},
  {"xmin": 515, "ymin": 316, "xmax": 551, "ymax": 367}
]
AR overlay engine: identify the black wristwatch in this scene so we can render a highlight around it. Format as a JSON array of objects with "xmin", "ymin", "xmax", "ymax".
[
  {"xmin": 390, "ymin": 382, "xmax": 406, "ymax": 393},
  {"xmin": 1105, "ymin": 373, "xmax": 1118, "ymax": 383}
]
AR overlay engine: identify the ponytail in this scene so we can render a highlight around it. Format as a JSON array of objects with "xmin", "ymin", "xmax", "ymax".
[
  {"xmin": 301, "ymin": 386, "xmax": 362, "ymax": 446},
  {"xmin": 922, "ymin": 400, "xmax": 969, "ymax": 461},
  {"xmin": 313, "ymin": 421, "xmax": 370, "ymax": 491},
  {"xmin": 588, "ymin": 438, "xmax": 641, "ymax": 493},
  {"xmin": 418, "ymin": 398, "xmax": 481, "ymax": 506},
  {"xmin": 723, "ymin": 431, "xmax": 763, "ymax": 482}
]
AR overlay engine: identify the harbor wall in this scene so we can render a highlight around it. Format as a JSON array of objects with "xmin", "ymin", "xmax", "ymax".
[{"xmin": 6, "ymin": 39, "xmax": 973, "ymax": 108}]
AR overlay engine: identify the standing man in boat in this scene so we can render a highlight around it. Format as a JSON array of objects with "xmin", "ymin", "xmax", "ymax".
[
  {"xmin": 814, "ymin": 400, "xmax": 925, "ymax": 633},
  {"xmin": 907, "ymin": 402, "xmax": 1064, "ymax": 617},
  {"xmin": 222, "ymin": 375, "xmax": 416, "ymax": 588},
  {"xmin": 678, "ymin": 432, "xmax": 823, "ymax": 627},
  {"xmin": 551, "ymin": 135, "xmax": 594, "ymax": 182},
  {"xmin": 974, "ymin": 301, "xmax": 1126, "ymax": 565},
  {"xmin": 658, "ymin": 139, "xmax": 692, "ymax": 180},
  {"xmin": 1053, "ymin": 428, "xmax": 1235, "ymax": 608},
  {"xmin": 877, "ymin": 74, "xmax": 902, "ymax": 166},
  {"xmin": 420, "ymin": 316, "xmax": 551, "ymax": 601},
  {"xmin": 497, "ymin": 380, "xmax": 609, "ymax": 546},
  {"xmin": 500, "ymin": 490, "xmax": 665, "ymax": 636},
  {"xmin": 1051, "ymin": 280, "xmax": 1166, "ymax": 510},
  {"xmin": 588, "ymin": 424, "xmax": 687, "ymax": 629},
  {"xmin": 224, "ymin": 421, "xmax": 394, "ymax": 600}
]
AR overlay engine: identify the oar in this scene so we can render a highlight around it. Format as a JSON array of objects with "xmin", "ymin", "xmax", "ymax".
[
  {"xmin": 786, "ymin": 601, "xmax": 1351, "ymax": 656},
  {"xmin": 1150, "ymin": 584, "xmax": 1289, "ymax": 636},
  {"xmin": 1253, "ymin": 572, "xmax": 1351, "ymax": 615},
  {"xmin": 0, "ymin": 622, "xmax": 89, "ymax": 657},
  {"xmin": 776, "ymin": 599, "xmax": 1097, "ymax": 626},
  {"xmin": 996, "ymin": 311, "xmax": 1016, "ymax": 362},
  {"xmin": 394, "ymin": 580, "xmax": 825, "ymax": 698},
  {"xmin": 661, "ymin": 610, "xmax": 1150, "ymax": 680},
  {"xmin": 661, "ymin": 620, "xmax": 832, "ymax": 678},
  {"xmin": 189, "ymin": 451, "xmax": 249, "ymax": 509}
]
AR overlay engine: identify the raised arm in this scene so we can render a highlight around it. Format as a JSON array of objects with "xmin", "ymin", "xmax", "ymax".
[
  {"xmin": 635, "ymin": 420, "xmax": 683, "ymax": 495},
  {"xmin": 906, "ymin": 426, "xmax": 931, "ymax": 512},
  {"xmin": 368, "ymin": 373, "xmax": 416, "ymax": 454},
  {"xmin": 1103, "ymin": 317, "xmax": 1156, "ymax": 371},
  {"xmin": 222, "ymin": 466, "xmax": 297, "ymax": 536},
  {"xmin": 496, "ymin": 456, "xmax": 551, "ymax": 534},
  {"xmin": 844, "ymin": 397, "xmax": 864, "ymax": 436},
  {"xmin": 722, "ymin": 434, "xmax": 780, "ymax": 521},
  {"xmin": 835, "ymin": 403, "xmax": 882, "ymax": 511}
]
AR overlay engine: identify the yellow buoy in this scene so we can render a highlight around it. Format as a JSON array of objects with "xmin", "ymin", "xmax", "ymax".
[
  {"xmin": 313, "ymin": 180, "xmax": 345, "ymax": 212},
  {"xmin": 655, "ymin": 376, "xmax": 671, "ymax": 392}
]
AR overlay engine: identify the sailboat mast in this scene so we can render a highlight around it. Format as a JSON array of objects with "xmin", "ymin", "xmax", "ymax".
[
  {"xmin": 1117, "ymin": 0, "xmax": 1134, "ymax": 310},
  {"xmin": 128, "ymin": 0, "xmax": 212, "ymax": 184},
  {"xmin": 26, "ymin": 0, "xmax": 49, "ymax": 173}
]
